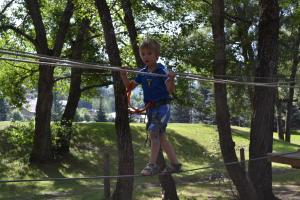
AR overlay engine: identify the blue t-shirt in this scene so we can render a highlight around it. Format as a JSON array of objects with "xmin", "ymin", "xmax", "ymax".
[{"xmin": 135, "ymin": 63, "xmax": 171, "ymax": 104}]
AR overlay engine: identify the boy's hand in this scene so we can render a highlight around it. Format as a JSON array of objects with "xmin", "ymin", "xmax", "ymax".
[
  {"xmin": 166, "ymin": 71, "xmax": 176, "ymax": 94},
  {"xmin": 167, "ymin": 71, "xmax": 176, "ymax": 80}
]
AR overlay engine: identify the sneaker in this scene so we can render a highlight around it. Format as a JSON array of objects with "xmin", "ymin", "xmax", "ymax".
[
  {"xmin": 141, "ymin": 163, "xmax": 159, "ymax": 176},
  {"xmin": 162, "ymin": 163, "xmax": 182, "ymax": 174}
]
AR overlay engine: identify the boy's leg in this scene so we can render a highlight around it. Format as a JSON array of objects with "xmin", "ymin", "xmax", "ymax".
[
  {"xmin": 160, "ymin": 135, "xmax": 182, "ymax": 173},
  {"xmin": 141, "ymin": 131, "xmax": 160, "ymax": 176},
  {"xmin": 149, "ymin": 131, "xmax": 161, "ymax": 164},
  {"xmin": 141, "ymin": 104, "xmax": 173, "ymax": 175},
  {"xmin": 160, "ymin": 135, "xmax": 178, "ymax": 164}
]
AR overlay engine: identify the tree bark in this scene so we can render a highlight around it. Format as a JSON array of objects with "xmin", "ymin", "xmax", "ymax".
[
  {"xmin": 56, "ymin": 18, "xmax": 90, "ymax": 155},
  {"xmin": 95, "ymin": 0, "xmax": 134, "ymax": 199},
  {"xmin": 157, "ymin": 149, "xmax": 179, "ymax": 200},
  {"xmin": 26, "ymin": 0, "xmax": 74, "ymax": 162},
  {"xmin": 31, "ymin": 65, "xmax": 55, "ymax": 162},
  {"xmin": 120, "ymin": 0, "xmax": 143, "ymax": 67},
  {"xmin": 212, "ymin": 1, "xmax": 257, "ymax": 199},
  {"xmin": 248, "ymin": 0, "xmax": 279, "ymax": 199},
  {"xmin": 285, "ymin": 27, "xmax": 300, "ymax": 142}
]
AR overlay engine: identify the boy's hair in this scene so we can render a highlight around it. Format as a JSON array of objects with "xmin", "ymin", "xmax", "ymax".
[{"xmin": 139, "ymin": 39, "xmax": 160, "ymax": 55}]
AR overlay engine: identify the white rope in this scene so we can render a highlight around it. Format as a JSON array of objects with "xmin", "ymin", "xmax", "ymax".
[{"xmin": 0, "ymin": 48, "xmax": 299, "ymax": 88}]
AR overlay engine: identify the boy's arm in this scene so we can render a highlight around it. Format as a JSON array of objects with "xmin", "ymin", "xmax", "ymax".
[
  {"xmin": 165, "ymin": 71, "xmax": 176, "ymax": 94},
  {"xmin": 120, "ymin": 71, "xmax": 137, "ymax": 90}
]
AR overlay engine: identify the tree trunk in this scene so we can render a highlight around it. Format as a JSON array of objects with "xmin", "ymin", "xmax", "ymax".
[
  {"xmin": 157, "ymin": 149, "xmax": 179, "ymax": 200},
  {"xmin": 95, "ymin": 0, "xmax": 134, "ymax": 199},
  {"xmin": 212, "ymin": 1, "xmax": 257, "ymax": 199},
  {"xmin": 56, "ymin": 18, "xmax": 90, "ymax": 155},
  {"xmin": 31, "ymin": 66, "xmax": 55, "ymax": 162},
  {"xmin": 275, "ymin": 90, "xmax": 284, "ymax": 140},
  {"xmin": 248, "ymin": 0, "xmax": 279, "ymax": 199},
  {"xmin": 25, "ymin": 0, "xmax": 51, "ymax": 162},
  {"xmin": 285, "ymin": 28, "xmax": 300, "ymax": 142},
  {"xmin": 26, "ymin": 0, "xmax": 74, "ymax": 162},
  {"xmin": 120, "ymin": 0, "xmax": 143, "ymax": 67}
]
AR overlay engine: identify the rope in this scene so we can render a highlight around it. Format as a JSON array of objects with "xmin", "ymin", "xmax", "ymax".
[
  {"xmin": 0, "ymin": 150, "xmax": 297, "ymax": 183},
  {"xmin": 0, "ymin": 49, "xmax": 299, "ymax": 88},
  {"xmin": 214, "ymin": 74, "xmax": 299, "ymax": 83}
]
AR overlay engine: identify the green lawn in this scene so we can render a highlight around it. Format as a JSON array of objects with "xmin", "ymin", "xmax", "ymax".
[{"xmin": 0, "ymin": 122, "xmax": 299, "ymax": 199}]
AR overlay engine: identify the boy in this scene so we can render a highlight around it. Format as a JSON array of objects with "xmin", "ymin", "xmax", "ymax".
[{"xmin": 120, "ymin": 38, "xmax": 181, "ymax": 176}]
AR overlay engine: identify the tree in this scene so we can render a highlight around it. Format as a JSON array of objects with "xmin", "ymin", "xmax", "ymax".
[
  {"xmin": 120, "ymin": 0, "xmax": 143, "ymax": 67},
  {"xmin": 285, "ymin": 27, "xmax": 300, "ymax": 142},
  {"xmin": 95, "ymin": 0, "xmax": 134, "ymax": 199},
  {"xmin": 56, "ymin": 18, "xmax": 90, "ymax": 155},
  {"xmin": 25, "ymin": 0, "xmax": 75, "ymax": 163},
  {"xmin": 248, "ymin": 0, "xmax": 279, "ymax": 199},
  {"xmin": 211, "ymin": 0, "xmax": 257, "ymax": 199}
]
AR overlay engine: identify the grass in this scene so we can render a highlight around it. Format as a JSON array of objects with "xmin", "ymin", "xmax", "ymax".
[{"xmin": 0, "ymin": 122, "xmax": 299, "ymax": 199}]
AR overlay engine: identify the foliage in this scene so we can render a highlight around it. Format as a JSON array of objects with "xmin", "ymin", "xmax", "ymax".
[
  {"xmin": 51, "ymin": 121, "xmax": 74, "ymax": 148},
  {"xmin": 0, "ymin": 0, "xmax": 298, "ymax": 131},
  {"xmin": 9, "ymin": 110, "xmax": 24, "ymax": 121},
  {"xmin": 1, "ymin": 121, "xmax": 34, "ymax": 149},
  {"xmin": 74, "ymin": 108, "xmax": 93, "ymax": 122}
]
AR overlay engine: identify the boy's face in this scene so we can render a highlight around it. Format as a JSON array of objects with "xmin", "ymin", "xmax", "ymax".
[{"xmin": 139, "ymin": 48, "xmax": 159, "ymax": 67}]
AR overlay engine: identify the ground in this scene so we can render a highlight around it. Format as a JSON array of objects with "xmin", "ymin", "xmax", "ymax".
[{"xmin": 274, "ymin": 184, "xmax": 300, "ymax": 200}]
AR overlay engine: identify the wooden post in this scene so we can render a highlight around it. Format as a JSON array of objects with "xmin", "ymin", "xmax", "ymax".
[
  {"xmin": 240, "ymin": 148, "xmax": 246, "ymax": 175},
  {"xmin": 103, "ymin": 152, "xmax": 110, "ymax": 200}
]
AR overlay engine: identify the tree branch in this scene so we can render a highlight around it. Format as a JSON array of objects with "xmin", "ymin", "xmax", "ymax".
[
  {"xmin": 52, "ymin": 0, "xmax": 74, "ymax": 56},
  {"xmin": 54, "ymin": 75, "xmax": 71, "ymax": 82},
  {"xmin": 4, "ymin": 60, "xmax": 39, "ymax": 73},
  {"xmin": 0, "ymin": 24, "xmax": 36, "ymax": 45},
  {"xmin": 15, "ymin": 68, "xmax": 39, "ymax": 85},
  {"xmin": 0, "ymin": 0, "xmax": 15, "ymax": 15},
  {"xmin": 80, "ymin": 81, "xmax": 113, "ymax": 92},
  {"xmin": 25, "ymin": 0, "xmax": 49, "ymax": 52},
  {"xmin": 202, "ymin": 0, "xmax": 252, "ymax": 24}
]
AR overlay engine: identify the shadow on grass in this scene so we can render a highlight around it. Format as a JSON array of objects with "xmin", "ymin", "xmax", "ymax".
[
  {"xmin": 273, "ymin": 184, "xmax": 300, "ymax": 200},
  {"xmin": 231, "ymin": 127, "xmax": 300, "ymax": 152},
  {"xmin": 0, "ymin": 122, "xmax": 231, "ymax": 199},
  {"xmin": 0, "ymin": 151, "xmax": 108, "ymax": 199},
  {"xmin": 131, "ymin": 124, "xmax": 220, "ymax": 165},
  {"xmin": 168, "ymin": 129, "xmax": 220, "ymax": 164}
]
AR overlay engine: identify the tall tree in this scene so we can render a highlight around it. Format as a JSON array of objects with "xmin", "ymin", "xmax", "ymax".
[
  {"xmin": 95, "ymin": 0, "xmax": 134, "ymax": 199},
  {"xmin": 25, "ymin": 0, "xmax": 74, "ymax": 162},
  {"xmin": 211, "ymin": 0, "xmax": 257, "ymax": 199},
  {"xmin": 248, "ymin": 0, "xmax": 279, "ymax": 199},
  {"xmin": 120, "ymin": 0, "xmax": 143, "ymax": 67},
  {"xmin": 285, "ymin": 27, "xmax": 300, "ymax": 142},
  {"xmin": 56, "ymin": 18, "xmax": 90, "ymax": 155}
]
